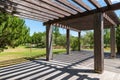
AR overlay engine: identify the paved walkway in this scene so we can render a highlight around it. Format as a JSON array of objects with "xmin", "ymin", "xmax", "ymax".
[{"xmin": 0, "ymin": 51, "xmax": 120, "ymax": 80}]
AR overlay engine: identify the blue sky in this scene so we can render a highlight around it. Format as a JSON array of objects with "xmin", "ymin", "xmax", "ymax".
[{"xmin": 25, "ymin": 0, "xmax": 120, "ymax": 36}]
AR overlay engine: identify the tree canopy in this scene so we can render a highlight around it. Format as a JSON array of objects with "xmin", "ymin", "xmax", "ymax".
[
  {"xmin": 0, "ymin": 13, "xmax": 30, "ymax": 51},
  {"xmin": 116, "ymin": 25, "xmax": 120, "ymax": 54}
]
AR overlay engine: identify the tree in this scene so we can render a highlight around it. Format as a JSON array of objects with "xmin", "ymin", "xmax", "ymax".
[
  {"xmin": 56, "ymin": 35, "xmax": 66, "ymax": 48},
  {"xmin": 0, "ymin": 13, "xmax": 30, "ymax": 51},
  {"xmin": 71, "ymin": 36, "xmax": 79, "ymax": 51},
  {"xmin": 31, "ymin": 32, "xmax": 46, "ymax": 48},
  {"xmin": 53, "ymin": 26, "xmax": 60, "ymax": 46},
  {"xmin": 116, "ymin": 25, "xmax": 120, "ymax": 54},
  {"xmin": 104, "ymin": 29, "xmax": 110, "ymax": 48},
  {"xmin": 81, "ymin": 31, "xmax": 94, "ymax": 48}
]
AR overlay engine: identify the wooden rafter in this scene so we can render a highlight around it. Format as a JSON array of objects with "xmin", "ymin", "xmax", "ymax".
[
  {"xmin": 56, "ymin": 0, "xmax": 83, "ymax": 13},
  {"xmin": 9, "ymin": 0, "xmax": 65, "ymax": 17},
  {"xmin": 103, "ymin": 13, "xmax": 117, "ymax": 26},
  {"xmin": 104, "ymin": 0, "xmax": 112, "ymax": 5},
  {"xmin": 15, "ymin": 7, "xmax": 58, "ymax": 19},
  {"xmin": 14, "ymin": 14, "xmax": 48, "ymax": 22},
  {"xmin": 24, "ymin": 0, "xmax": 71, "ymax": 16},
  {"xmin": 0, "ymin": 0, "xmax": 119, "ymax": 30},
  {"xmin": 15, "ymin": 11, "xmax": 53, "ymax": 20},
  {"xmin": 0, "ymin": 0, "xmax": 64, "ymax": 18},
  {"xmin": 88, "ymin": 0, "xmax": 101, "ymax": 8},
  {"xmin": 41, "ymin": 0, "xmax": 77, "ymax": 14},
  {"xmin": 15, "ymin": 13, "xmax": 48, "ymax": 21},
  {"xmin": 73, "ymin": 0, "xmax": 91, "ymax": 10},
  {"xmin": 44, "ymin": 2, "xmax": 120, "ymax": 25}
]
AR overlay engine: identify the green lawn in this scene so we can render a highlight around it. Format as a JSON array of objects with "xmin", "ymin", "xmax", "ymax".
[
  {"xmin": 0, "ymin": 46, "xmax": 113, "ymax": 62},
  {"xmin": 82, "ymin": 47, "xmax": 111, "ymax": 52},
  {"xmin": 0, "ymin": 46, "xmax": 66, "ymax": 62}
]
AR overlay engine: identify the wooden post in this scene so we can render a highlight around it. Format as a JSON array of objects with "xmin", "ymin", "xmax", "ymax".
[
  {"xmin": 110, "ymin": 26, "xmax": 116, "ymax": 58},
  {"xmin": 66, "ymin": 29, "xmax": 70, "ymax": 54},
  {"xmin": 94, "ymin": 13, "xmax": 104, "ymax": 74},
  {"xmin": 78, "ymin": 31, "xmax": 81, "ymax": 51},
  {"xmin": 46, "ymin": 24, "xmax": 53, "ymax": 61}
]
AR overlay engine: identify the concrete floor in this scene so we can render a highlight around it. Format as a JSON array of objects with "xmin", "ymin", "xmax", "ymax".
[{"xmin": 0, "ymin": 50, "xmax": 120, "ymax": 80}]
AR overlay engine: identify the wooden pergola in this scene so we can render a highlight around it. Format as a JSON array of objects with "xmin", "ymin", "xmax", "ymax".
[{"xmin": 0, "ymin": 0, "xmax": 120, "ymax": 74}]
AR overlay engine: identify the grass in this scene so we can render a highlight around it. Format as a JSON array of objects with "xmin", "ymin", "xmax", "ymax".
[
  {"xmin": 0, "ymin": 46, "xmax": 113, "ymax": 62},
  {"xmin": 0, "ymin": 46, "xmax": 66, "ymax": 62},
  {"xmin": 0, "ymin": 46, "xmax": 114, "ymax": 67},
  {"xmin": 82, "ymin": 47, "xmax": 112, "ymax": 52}
]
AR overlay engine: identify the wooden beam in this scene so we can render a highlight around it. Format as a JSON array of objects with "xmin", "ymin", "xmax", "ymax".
[
  {"xmin": 17, "ymin": 12, "xmax": 51, "ymax": 20},
  {"xmin": 66, "ymin": 29, "xmax": 70, "ymax": 54},
  {"xmin": 0, "ymin": 0, "xmax": 63, "ymax": 18},
  {"xmin": 103, "ymin": 13, "xmax": 117, "ymax": 26},
  {"xmin": 104, "ymin": 0, "xmax": 112, "ymax": 5},
  {"xmin": 88, "ymin": 0, "xmax": 101, "ymax": 8},
  {"xmin": 110, "ymin": 26, "xmax": 116, "ymax": 58},
  {"xmin": 7, "ymin": 0, "xmax": 65, "ymax": 17},
  {"xmin": 44, "ymin": 2, "xmax": 120, "ymax": 25},
  {"xmin": 14, "ymin": 13, "xmax": 48, "ymax": 21},
  {"xmin": 41, "ymin": 0, "xmax": 77, "ymax": 14},
  {"xmin": 94, "ymin": 13, "xmax": 104, "ymax": 74},
  {"xmin": 24, "ymin": 0, "xmax": 71, "ymax": 16},
  {"xmin": 53, "ymin": 23, "xmax": 81, "ymax": 32},
  {"xmin": 15, "ymin": 6, "xmax": 58, "ymax": 19},
  {"xmin": 57, "ymin": 0, "xmax": 83, "ymax": 13},
  {"xmin": 46, "ymin": 24, "xmax": 53, "ymax": 61},
  {"xmin": 15, "ymin": 11, "xmax": 53, "ymax": 20},
  {"xmin": 73, "ymin": 0, "xmax": 91, "ymax": 10},
  {"xmin": 14, "ymin": 14, "xmax": 47, "ymax": 22}
]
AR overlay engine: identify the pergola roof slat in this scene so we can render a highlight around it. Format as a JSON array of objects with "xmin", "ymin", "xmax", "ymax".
[
  {"xmin": 57, "ymin": 0, "xmax": 83, "ymax": 13},
  {"xmin": 15, "ymin": 7, "xmax": 58, "ymax": 19},
  {"xmin": 88, "ymin": 0, "xmax": 101, "ymax": 8},
  {"xmin": 0, "ymin": 0, "xmax": 58, "ymax": 20},
  {"xmin": 13, "ymin": 5, "xmax": 59, "ymax": 19},
  {"xmin": 14, "ymin": 14, "xmax": 48, "ymax": 22},
  {"xmin": 15, "ymin": 11, "xmax": 53, "ymax": 20},
  {"xmin": 24, "ymin": 0, "xmax": 71, "ymax": 16},
  {"xmin": 10, "ymin": 0, "xmax": 65, "ymax": 17},
  {"xmin": 103, "ymin": 13, "xmax": 117, "ymax": 26},
  {"xmin": 104, "ymin": 0, "xmax": 112, "ymax": 5},
  {"xmin": 0, "ymin": 0, "xmax": 119, "ymax": 31},
  {"xmin": 44, "ymin": 2, "xmax": 120, "ymax": 25},
  {"xmin": 73, "ymin": 0, "xmax": 91, "ymax": 10},
  {"xmin": 41, "ymin": 0, "xmax": 77, "ymax": 15},
  {"xmin": 15, "ymin": 13, "xmax": 48, "ymax": 21}
]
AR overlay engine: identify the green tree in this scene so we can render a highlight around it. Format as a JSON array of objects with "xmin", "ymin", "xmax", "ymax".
[
  {"xmin": 31, "ymin": 32, "xmax": 45, "ymax": 48},
  {"xmin": 53, "ymin": 26, "xmax": 60, "ymax": 46},
  {"xmin": 71, "ymin": 36, "xmax": 79, "ymax": 51},
  {"xmin": 0, "ymin": 13, "xmax": 30, "ymax": 51},
  {"xmin": 104, "ymin": 29, "xmax": 110, "ymax": 48},
  {"xmin": 116, "ymin": 25, "xmax": 120, "ymax": 54},
  {"xmin": 82, "ymin": 31, "xmax": 94, "ymax": 48},
  {"xmin": 56, "ymin": 35, "xmax": 66, "ymax": 48}
]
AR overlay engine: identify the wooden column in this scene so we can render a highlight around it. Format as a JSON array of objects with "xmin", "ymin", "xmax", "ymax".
[
  {"xmin": 46, "ymin": 24, "xmax": 53, "ymax": 61},
  {"xmin": 110, "ymin": 26, "xmax": 116, "ymax": 58},
  {"xmin": 66, "ymin": 29, "xmax": 70, "ymax": 54},
  {"xmin": 94, "ymin": 13, "xmax": 104, "ymax": 73},
  {"xmin": 78, "ymin": 31, "xmax": 81, "ymax": 51}
]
